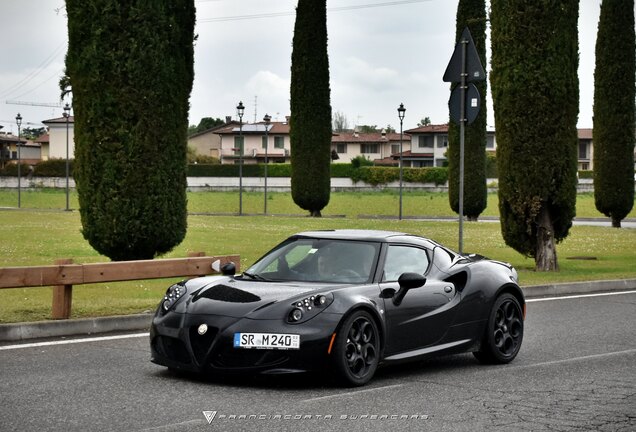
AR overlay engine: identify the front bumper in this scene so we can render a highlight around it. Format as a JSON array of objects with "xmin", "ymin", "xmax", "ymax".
[{"xmin": 150, "ymin": 310, "xmax": 341, "ymax": 375}]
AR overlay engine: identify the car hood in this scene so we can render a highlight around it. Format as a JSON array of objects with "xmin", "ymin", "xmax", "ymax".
[{"xmin": 182, "ymin": 277, "xmax": 330, "ymax": 318}]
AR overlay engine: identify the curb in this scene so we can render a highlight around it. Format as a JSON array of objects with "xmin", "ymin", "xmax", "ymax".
[
  {"xmin": 521, "ymin": 278, "xmax": 636, "ymax": 299},
  {"xmin": 1, "ymin": 279, "xmax": 635, "ymax": 343}
]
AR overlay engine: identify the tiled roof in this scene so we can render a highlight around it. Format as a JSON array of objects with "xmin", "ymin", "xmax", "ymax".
[
  {"xmin": 215, "ymin": 121, "xmax": 290, "ymax": 135},
  {"xmin": 578, "ymin": 128, "xmax": 593, "ymax": 140},
  {"xmin": 404, "ymin": 124, "xmax": 449, "ymax": 134},
  {"xmin": 392, "ymin": 150, "xmax": 434, "ymax": 158},
  {"xmin": 0, "ymin": 133, "xmax": 26, "ymax": 144},
  {"xmin": 189, "ymin": 121, "xmax": 240, "ymax": 138},
  {"xmin": 42, "ymin": 116, "xmax": 74, "ymax": 124},
  {"xmin": 35, "ymin": 133, "xmax": 49, "ymax": 143},
  {"xmin": 331, "ymin": 132, "xmax": 410, "ymax": 143}
]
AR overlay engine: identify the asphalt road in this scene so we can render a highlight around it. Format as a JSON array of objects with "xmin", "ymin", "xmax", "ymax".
[{"xmin": 1, "ymin": 291, "xmax": 635, "ymax": 432}]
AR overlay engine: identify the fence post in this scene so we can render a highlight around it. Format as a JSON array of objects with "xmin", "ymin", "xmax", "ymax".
[{"xmin": 52, "ymin": 258, "xmax": 74, "ymax": 320}]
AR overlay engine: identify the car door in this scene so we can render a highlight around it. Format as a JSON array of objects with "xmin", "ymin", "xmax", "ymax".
[{"xmin": 381, "ymin": 244, "xmax": 459, "ymax": 356}]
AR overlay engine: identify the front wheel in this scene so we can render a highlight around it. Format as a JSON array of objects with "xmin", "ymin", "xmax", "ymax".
[
  {"xmin": 474, "ymin": 293, "xmax": 524, "ymax": 364},
  {"xmin": 332, "ymin": 311, "xmax": 380, "ymax": 387}
]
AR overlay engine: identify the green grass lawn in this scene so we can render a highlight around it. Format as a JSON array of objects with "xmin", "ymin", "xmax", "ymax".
[
  {"xmin": 0, "ymin": 203, "xmax": 635, "ymax": 323},
  {"xmin": 2, "ymin": 188, "xmax": 635, "ymax": 219}
]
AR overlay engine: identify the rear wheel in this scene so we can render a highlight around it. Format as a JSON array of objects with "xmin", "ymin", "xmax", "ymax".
[
  {"xmin": 474, "ymin": 293, "xmax": 523, "ymax": 364},
  {"xmin": 332, "ymin": 311, "xmax": 380, "ymax": 386}
]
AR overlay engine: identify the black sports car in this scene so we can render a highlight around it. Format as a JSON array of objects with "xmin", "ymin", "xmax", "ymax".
[{"xmin": 150, "ymin": 230, "xmax": 525, "ymax": 386}]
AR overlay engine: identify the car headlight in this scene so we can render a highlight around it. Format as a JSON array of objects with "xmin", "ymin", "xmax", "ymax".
[
  {"xmin": 160, "ymin": 282, "xmax": 187, "ymax": 314},
  {"xmin": 287, "ymin": 293, "xmax": 334, "ymax": 324}
]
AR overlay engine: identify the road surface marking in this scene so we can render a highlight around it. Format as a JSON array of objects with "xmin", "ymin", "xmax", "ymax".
[
  {"xmin": 0, "ymin": 332, "xmax": 148, "ymax": 351},
  {"xmin": 526, "ymin": 290, "xmax": 636, "ymax": 303}
]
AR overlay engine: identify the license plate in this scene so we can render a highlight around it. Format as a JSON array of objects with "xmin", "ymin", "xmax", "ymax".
[{"xmin": 233, "ymin": 333, "xmax": 300, "ymax": 350}]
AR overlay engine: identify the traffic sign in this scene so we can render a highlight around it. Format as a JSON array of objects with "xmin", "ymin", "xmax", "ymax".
[
  {"xmin": 449, "ymin": 83, "xmax": 481, "ymax": 125},
  {"xmin": 443, "ymin": 27, "xmax": 485, "ymax": 83}
]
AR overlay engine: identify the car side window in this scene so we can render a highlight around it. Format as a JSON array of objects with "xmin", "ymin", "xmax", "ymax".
[{"xmin": 382, "ymin": 245, "xmax": 429, "ymax": 282}]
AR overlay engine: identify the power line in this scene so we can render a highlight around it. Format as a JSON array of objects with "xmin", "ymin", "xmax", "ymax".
[
  {"xmin": 197, "ymin": 0, "xmax": 431, "ymax": 23},
  {"xmin": 0, "ymin": 43, "xmax": 66, "ymax": 99}
]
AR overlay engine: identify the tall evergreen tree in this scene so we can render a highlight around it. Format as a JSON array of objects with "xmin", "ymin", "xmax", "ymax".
[
  {"xmin": 490, "ymin": 0, "xmax": 579, "ymax": 271},
  {"xmin": 290, "ymin": 0, "xmax": 332, "ymax": 217},
  {"xmin": 593, "ymin": 0, "xmax": 635, "ymax": 228},
  {"xmin": 65, "ymin": 0, "xmax": 195, "ymax": 260},
  {"xmin": 448, "ymin": 0, "xmax": 488, "ymax": 221}
]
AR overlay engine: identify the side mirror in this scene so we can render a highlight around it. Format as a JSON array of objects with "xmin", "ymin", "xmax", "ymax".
[
  {"xmin": 221, "ymin": 262, "xmax": 236, "ymax": 276},
  {"xmin": 392, "ymin": 272, "xmax": 426, "ymax": 306}
]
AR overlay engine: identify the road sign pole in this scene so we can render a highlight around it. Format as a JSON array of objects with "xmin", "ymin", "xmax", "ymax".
[
  {"xmin": 458, "ymin": 37, "xmax": 467, "ymax": 255},
  {"xmin": 443, "ymin": 26, "xmax": 485, "ymax": 255}
]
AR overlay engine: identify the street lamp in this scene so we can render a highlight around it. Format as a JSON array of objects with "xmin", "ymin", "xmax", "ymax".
[
  {"xmin": 237, "ymin": 101, "xmax": 245, "ymax": 215},
  {"xmin": 15, "ymin": 113, "xmax": 22, "ymax": 208},
  {"xmin": 397, "ymin": 103, "xmax": 406, "ymax": 220},
  {"xmin": 263, "ymin": 113, "xmax": 271, "ymax": 215},
  {"xmin": 63, "ymin": 103, "xmax": 71, "ymax": 211}
]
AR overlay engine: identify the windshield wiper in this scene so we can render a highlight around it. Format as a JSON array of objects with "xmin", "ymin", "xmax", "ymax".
[{"xmin": 241, "ymin": 271, "xmax": 269, "ymax": 281}]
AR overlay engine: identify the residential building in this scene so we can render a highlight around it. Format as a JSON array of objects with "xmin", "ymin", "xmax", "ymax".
[
  {"xmin": 35, "ymin": 133, "xmax": 50, "ymax": 160},
  {"xmin": 0, "ymin": 131, "xmax": 39, "ymax": 167},
  {"xmin": 215, "ymin": 121, "xmax": 291, "ymax": 164},
  {"xmin": 42, "ymin": 116, "xmax": 75, "ymax": 160},
  {"xmin": 577, "ymin": 128, "xmax": 593, "ymax": 171},
  {"xmin": 332, "ymin": 130, "xmax": 411, "ymax": 164},
  {"xmin": 402, "ymin": 124, "xmax": 453, "ymax": 167},
  {"xmin": 187, "ymin": 118, "xmax": 238, "ymax": 159}
]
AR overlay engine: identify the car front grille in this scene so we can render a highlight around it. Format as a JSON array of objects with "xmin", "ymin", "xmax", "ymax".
[
  {"xmin": 189, "ymin": 325, "xmax": 219, "ymax": 366},
  {"xmin": 210, "ymin": 346, "xmax": 290, "ymax": 369}
]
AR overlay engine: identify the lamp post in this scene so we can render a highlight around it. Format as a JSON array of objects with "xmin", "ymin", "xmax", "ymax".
[
  {"xmin": 263, "ymin": 113, "xmax": 271, "ymax": 215},
  {"xmin": 397, "ymin": 103, "xmax": 406, "ymax": 220},
  {"xmin": 63, "ymin": 103, "xmax": 71, "ymax": 211},
  {"xmin": 15, "ymin": 113, "xmax": 22, "ymax": 208},
  {"xmin": 237, "ymin": 101, "xmax": 245, "ymax": 215}
]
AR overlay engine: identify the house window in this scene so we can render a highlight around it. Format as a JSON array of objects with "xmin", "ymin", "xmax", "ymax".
[
  {"xmin": 336, "ymin": 143, "xmax": 347, "ymax": 154},
  {"xmin": 233, "ymin": 136, "xmax": 244, "ymax": 155},
  {"xmin": 580, "ymin": 162, "xmax": 589, "ymax": 171},
  {"xmin": 437, "ymin": 135, "xmax": 448, "ymax": 148},
  {"xmin": 486, "ymin": 136, "xmax": 495, "ymax": 149},
  {"xmin": 418, "ymin": 135, "xmax": 434, "ymax": 148},
  {"xmin": 361, "ymin": 144, "xmax": 379, "ymax": 154},
  {"xmin": 578, "ymin": 141, "xmax": 589, "ymax": 159},
  {"xmin": 274, "ymin": 136, "xmax": 285, "ymax": 149},
  {"xmin": 391, "ymin": 144, "xmax": 400, "ymax": 155}
]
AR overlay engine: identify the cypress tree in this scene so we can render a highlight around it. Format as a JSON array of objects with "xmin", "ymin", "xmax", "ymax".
[
  {"xmin": 448, "ymin": 0, "xmax": 488, "ymax": 221},
  {"xmin": 65, "ymin": 0, "xmax": 195, "ymax": 260},
  {"xmin": 593, "ymin": 0, "xmax": 635, "ymax": 228},
  {"xmin": 290, "ymin": 0, "xmax": 332, "ymax": 217},
  {"xmin": 490, "ymin": 0, "xmax": 579, "ymax": 271}
]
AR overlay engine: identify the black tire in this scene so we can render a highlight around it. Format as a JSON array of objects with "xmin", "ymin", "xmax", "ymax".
[
  {"xmin": 474, "ymin": 293, "xmax": 524, "ymax": 364},
  {"xmin": 332, "ymin": 310, "xmax": 380, "ymax": 386}
]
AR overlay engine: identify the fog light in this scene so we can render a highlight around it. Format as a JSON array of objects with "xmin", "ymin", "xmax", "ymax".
[{"xmin": 198, "ymin": 324, "xmax": 208, "ymax": 335}]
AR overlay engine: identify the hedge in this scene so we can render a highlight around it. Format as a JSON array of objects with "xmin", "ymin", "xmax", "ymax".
[
  {"xmin": 1, "ymin": 161, "xmax": 436, "ymax": 183},
  {"xmin": 0, "ymin": 159, "xmax": 73, "ymax": 177},
  {"xmin": 351, "ymin": 166, "xmax": 448, "ymax": 186}
]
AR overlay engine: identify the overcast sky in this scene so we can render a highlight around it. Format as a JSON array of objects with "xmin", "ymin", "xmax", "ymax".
[{"xmin": 0, "ymin": 0, "xmax": 619, "ymax": 135}]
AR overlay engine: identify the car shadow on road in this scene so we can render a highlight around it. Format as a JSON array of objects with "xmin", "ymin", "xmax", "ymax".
[{"xmin": 149, "ymin": 352, "xmax": 482, "ymax": 390}]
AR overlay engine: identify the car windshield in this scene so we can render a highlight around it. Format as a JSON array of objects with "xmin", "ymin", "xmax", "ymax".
[{"xmin": 244, "ymin": 237, "xmax": 381, "ymax": 284}]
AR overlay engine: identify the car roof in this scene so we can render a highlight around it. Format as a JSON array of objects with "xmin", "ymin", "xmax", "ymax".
[{"xmin": 293, "ymin": 229, "xmax": 425, "ymax": 243}]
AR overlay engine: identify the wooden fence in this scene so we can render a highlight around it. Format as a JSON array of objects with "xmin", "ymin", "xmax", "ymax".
[{"xmin": 0, "ymin": 253, "xmax": 240, "ymax": 320}]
